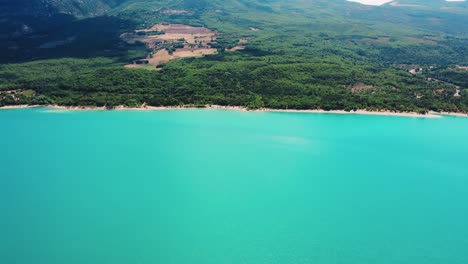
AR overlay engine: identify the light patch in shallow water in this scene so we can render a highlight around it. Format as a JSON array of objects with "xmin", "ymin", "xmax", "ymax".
[{"xmin": 347, "ymin": 0, "xmax": 393, "ymax": 5}]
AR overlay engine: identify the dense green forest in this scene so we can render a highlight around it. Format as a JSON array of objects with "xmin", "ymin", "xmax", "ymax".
[{"xmin": 1, "ymin": 0, "xmax": 468, "ymax": 113}]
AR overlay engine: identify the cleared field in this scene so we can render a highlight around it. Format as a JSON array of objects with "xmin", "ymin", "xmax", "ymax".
[
  {"xmin": 122, "ymin": 24, "xmax": 218, "ymax": 68},
  {"xmin": 173, "ymin": 48, "xmax": 217, "ymax": 58},
  {"xmin": 227, "ymin": 46, "xmax": 246, "ymax": 52},
  {"xmin": 141, "ymin": 24, "xmax": 215, "ymax": 35},
  {"xmin": 161, "ymin": 9, "xmax": 192, "ymax": 15},
  {"xmin": 122, "ymin": 24, "xmax": 217, "ymax": 48}
]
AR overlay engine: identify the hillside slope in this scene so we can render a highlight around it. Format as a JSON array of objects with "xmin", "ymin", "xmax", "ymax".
[{"xmin": 0, "ymin": 0, "xmax": 126, "ymax": 17}]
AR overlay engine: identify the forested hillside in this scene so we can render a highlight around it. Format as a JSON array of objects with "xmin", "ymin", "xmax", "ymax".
[
  {"xmin": 1, "ymin": 0, "xmax": 468, "ymax": 113},
  {"xmin": 0, "ymin": 0, "xmax": 125, "ymax": 16}
]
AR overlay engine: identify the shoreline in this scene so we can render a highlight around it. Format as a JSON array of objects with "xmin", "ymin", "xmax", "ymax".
[
  {"xmin": 439, "ymin": 112, "xmax": 468, "ymax": 117},
  {"xmin": 1, "ymin": 104, "xmax": 467, "ymax": 118}
]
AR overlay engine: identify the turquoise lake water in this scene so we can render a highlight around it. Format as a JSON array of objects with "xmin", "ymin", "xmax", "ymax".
[{"xmin": 1, "ymin": 108, "xmax": 468, "ymax": 264}]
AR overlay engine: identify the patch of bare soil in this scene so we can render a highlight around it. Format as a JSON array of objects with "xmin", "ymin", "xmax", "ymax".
[
  {"xmin": 227, "ymin": 38, "xmax": 253, "ymax": 52},
  {"xmin": 142, "ymin": 24, "xmax": 215, "ymax": 35},
  {"xmin": 0, "ymin": 89, "xmax": 35, "ymax": 101},
  {"xmin": 227, "ymin": 46, "xmax": 246, "ymax": 52},
  {"xmin": 173, "ymin": 48, "xmax": 217, "ymax": 58},
  {"xmin": 404, "ymin": 37, "xmax": 437, "ymax": 45},
  {"xmin": 409, "ymin": 68, "xmax": 423, "ymax": 75},
  {"xmin": 434, "ymin": 89, "xmax": 448, "ymax": 96},
  {"xmin": 162, "ymin": 9, "xmax": 192, "ymax": 15},
  {"xmin": 124, "ymin": 64, "xmax": 142, "ymax": 69},
  {"xmin": 351, "ymin": 83, "xmax": 375, "ymax": 93},
  {"xmin": 122, "ymin": 24, "xmax": 219, "ymax": 68}
]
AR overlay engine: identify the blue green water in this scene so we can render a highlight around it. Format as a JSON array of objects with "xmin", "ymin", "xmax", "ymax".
[{"xmin": 1, "ymin": 108, "xmax": 468, "ymax": 264}]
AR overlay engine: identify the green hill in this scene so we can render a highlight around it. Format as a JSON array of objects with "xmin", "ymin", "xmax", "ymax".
[{"xmin": 0, "ymin": 0, "xmax": 125, "ymax": 16}]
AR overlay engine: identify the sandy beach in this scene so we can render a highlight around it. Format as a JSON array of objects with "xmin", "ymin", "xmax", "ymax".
[
  {"xmin": 256, "ymin": 108, "xmax": 442, "ymax": 118},
  {"xmin": 440, "ymin": 112, "xmax": 468, "ymax": 117},
  {"xmin": 0, "ymin": 105, "xmax": 41, "ymax": 109},
  {"xmin": 2, "ymin": 104, "xmax": 467, "ymax": 118}
]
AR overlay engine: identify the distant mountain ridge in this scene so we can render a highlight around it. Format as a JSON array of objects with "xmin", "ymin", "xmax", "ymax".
[{"xmin": 0, "ymin": 0, "xmax": 126, "ymax": 17}]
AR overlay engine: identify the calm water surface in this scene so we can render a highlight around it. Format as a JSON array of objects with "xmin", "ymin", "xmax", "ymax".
[{"xmin": 1, "ymin": 108, "xmax": 468, "ymax": 264}]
